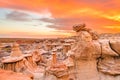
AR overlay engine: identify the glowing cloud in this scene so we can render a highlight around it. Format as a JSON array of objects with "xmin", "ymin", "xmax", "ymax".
[{"xmin": 0, "ymin": 0, "xmax": 120, "ymax": 38}]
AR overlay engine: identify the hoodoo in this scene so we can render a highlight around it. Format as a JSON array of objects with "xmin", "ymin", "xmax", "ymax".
[
  {"xmin": 10, "ymin": 42, "xmax": 23, "ymax": 57},
  {"xmin": 1, "ymin": 24, "xmax": 120, "ymax": 80}
]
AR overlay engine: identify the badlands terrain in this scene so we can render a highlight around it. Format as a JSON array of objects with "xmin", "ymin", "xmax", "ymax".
[{"xmin": 0, "ymin": 24, "xmax": 120, "ymax": 80}]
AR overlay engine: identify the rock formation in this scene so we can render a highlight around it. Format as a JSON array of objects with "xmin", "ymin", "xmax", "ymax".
[
  {"xmin": 1, "ymin": 24, "xmax": 120, "ymax": 80},
  {"xmin": 63, "ymin": 43, "xmax": 71, "ymax": 54},
  {"xmin": 73, "ymin": 24, "xmax": 99, "ymax": 40},
  {"xmin": 0, "ymin": 43, "xmax": 2, "ymax": 51},
  {"xmin": 0, "ymin": 69, "xmax": 32, "ymax": 80},
  {"xmin": 46, "ymin": 51, "xmax": 69, "ymax": 80},
  {"xmin": 10, "ymin": 42, "xmax": 23, "ymax": 57},
  {"xmin": 69, "ymin": 24, "xmax": 120, "ymax": 80},
  {"xmin": 1, "ymin": 42, "xmax": 45, "ymax": 80},
  {"xmin": 32, "ymin": 50, "xmax": 43, "ymax": 65}
]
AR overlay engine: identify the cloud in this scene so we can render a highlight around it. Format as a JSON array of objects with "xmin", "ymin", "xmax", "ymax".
[
  {"xmin": 0, "ymin": 31, "xmax": 72, "ymax": 38},
  {"xmin": 0, "ymin": 0, "xmax": 120, "ymax": 34},
  {"xmin": 6, "ymin": 10, "xmax": 32, "ymax": 21},
  {"xmin": 38, "ymin": 17, "xmax": 84, "ymax": 30},
  {"xmin": 101, "ymin": 25, "xmax": 120, "ymax": 33},
  {"xmin": 39, "ymin": 16, "xmax": 120, "ymax": 33}
]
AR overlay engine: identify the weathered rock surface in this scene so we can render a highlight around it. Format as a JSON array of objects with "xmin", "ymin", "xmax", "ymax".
[
  {"xmin": 10, "ymin": 42, "xmax": 23, "ymax": 57},
  {"xmin": 99, "ymin": 40, "xmax": 119, "ymax": 57},
  {"xmin": 46, "ymin": 52, "xmax": 69, "ymax": 80},
  {"xmin": 70, "ymin": 24, "xmax": 120, "ymax": 80},
  {"xmin": 1, "ymin": 43, "xmax": 45, "ymax": 80},
  {"xmin": 0, "ymin": 69, "xmax": 32, "ymax": 80},
  {"xmin": 110, "ymin": 40, "xmax": 120, "ymax": 55},
  {"xmin": 1, "ymin": 24, "xmax": 120, "ymax": 80}
]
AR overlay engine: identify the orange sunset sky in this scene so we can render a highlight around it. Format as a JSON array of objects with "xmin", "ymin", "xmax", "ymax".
[{"xmin": 0, "ymin": 0, "xmax": 120, "ymax": 38}]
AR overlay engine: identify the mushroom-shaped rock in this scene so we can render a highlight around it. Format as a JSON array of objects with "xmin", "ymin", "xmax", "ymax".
[
  {"xmin": 46, "ymin": 63, "xmax": 68, "ymax": 78},
  {"xmin": 1, "ymin": 56, "xmax": 24, "ymax": 72},
  {"xmin": 73, "ymin": 24, "xmax": 99, "ymax": 40},
  {"xmin": 70, "ymin": 24, "xmax": 101, "ymax": 80},
  {"xmin": 46, "ymin": 52, "xmax": 68, "ymax": 78},
  {"xmin": 51, "ymin": 51, "xmax": 57, "ymax": 65},
  {"xmin": 0, "ymin": 43, "xmax": 3, "ymax": 51},
  {"xmin": 10, "ymin": 42, "xmax": 23, "ymax": 57}
]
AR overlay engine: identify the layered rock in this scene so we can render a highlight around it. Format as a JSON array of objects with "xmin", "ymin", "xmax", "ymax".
[
  {"xmin": 63, "ymin": 43, "xmax": 71, "ymax": 54},
  {"xmin": 0, "ymin": 69, "xmax": 32, "ymax": 80},
  {"xmin": 72, "ymin": 26, "xmax": 100, "ymax": 80},
  {"xmin": 10, "ymin": 42, "xmax": 23, "ymax": 57},
  {"xmin": 98, "ymin": 40, "xmax": 120, "ymax": 76},
  {"xmin": 0, "ymin": 43, "xmax": 2, "ymax": 51},
  {"xmin": 110, "ymin": 40, "xmax": 120, "ymax": 55},
  {"xmin": 69, "ymin": 24, "xmax": 120, "ymax": 80},
  {"xmin": 1, "ymin": 42, "xmax": 45, "ymax": 80},
  {"xmin": 1, "ymin": 24, "xmax": 120, "ymax": 80},
  {"xmin": 46, "ymin": 52, "xmax": 69, "ymax": 80}
]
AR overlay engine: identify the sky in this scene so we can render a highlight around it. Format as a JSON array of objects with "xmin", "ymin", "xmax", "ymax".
[{"xmin": 0, "ymin": 0, "xmax": 120, "ymax": 38}]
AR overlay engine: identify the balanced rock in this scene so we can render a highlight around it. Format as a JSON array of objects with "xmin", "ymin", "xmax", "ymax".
[{"xmin": 10, "ymin": 42, "xmax": 22, "ymax": 57}]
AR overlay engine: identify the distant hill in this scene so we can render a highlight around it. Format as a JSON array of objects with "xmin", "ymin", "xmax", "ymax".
[
  {"xmin": 100, "ymin": 33, "xmax": 120, "ymax": 38},
  {"xmin": 0, "ymin": 38, "xmax": 43, "ymax": 43}
]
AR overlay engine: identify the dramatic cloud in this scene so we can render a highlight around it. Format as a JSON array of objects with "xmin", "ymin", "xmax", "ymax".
[
  {"xmin": 39, "ymin": 16, "xmax": 120, "ymax": 32},
  {"xmin": 6, "ymin": 10, "xmax": 32, "ymax": 21},
  {"xmin": 0, "ymin": 0, "xmax": 120, "ymax": 38}
]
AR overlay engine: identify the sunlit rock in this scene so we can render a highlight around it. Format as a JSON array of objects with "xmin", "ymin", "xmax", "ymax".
[
  {"xmin": 110, "ymin": 40, "xmax": 120, "ymax": 55},
  {"xmin": 10, "ymin": 42, "xmax": 23, "ymax": 57},
  {"xmin": 99, "ymin": 40, "xmax": 119, "ymax": 57},
  {"xmin": 46, "ymin": 51, "xmax": 69, "ymax": 80},
  {"xmin": 69, "ymin": 24, "xmax": 100, "ymax": 80},
  {"xmin": 0, "ymin": 69, "xmax": 32, "ymax": 80}
]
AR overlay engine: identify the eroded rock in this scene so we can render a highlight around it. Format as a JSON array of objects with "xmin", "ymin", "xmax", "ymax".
[
  {"xmin": 110, "ymin": 40, "xmax": 120, "ymax": 55},
  {"xmin": 10, "ymin": 42, "xmax": 23, "ymax": 57},
  {"xmin": 70, "ymin": 24, "xmax": 120, "ymax": 80},
  {"xmin": 0, "ymin": 69, "xmax": 32, "ymax": 80}
]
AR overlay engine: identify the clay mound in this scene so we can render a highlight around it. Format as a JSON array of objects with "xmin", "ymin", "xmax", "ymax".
[{"xmin": 0, "ymin": 69, "xmax": 32, "ymax": 80}]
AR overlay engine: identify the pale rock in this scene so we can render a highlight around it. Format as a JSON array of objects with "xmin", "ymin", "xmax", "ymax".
[
  {"xmin": 0, "ymin": 69, "xmax": 32, "ymax": 80},
  {"xmin": 10, "ymin": 42, "xmax": 23, "ymax": 57},
  {"xmin": 110, "ymin": 40, "xmax": 120, "ymax": 55},
  {"xmin": 99, "ymin": 40, "xmax": 119, "ymax": 57}
]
